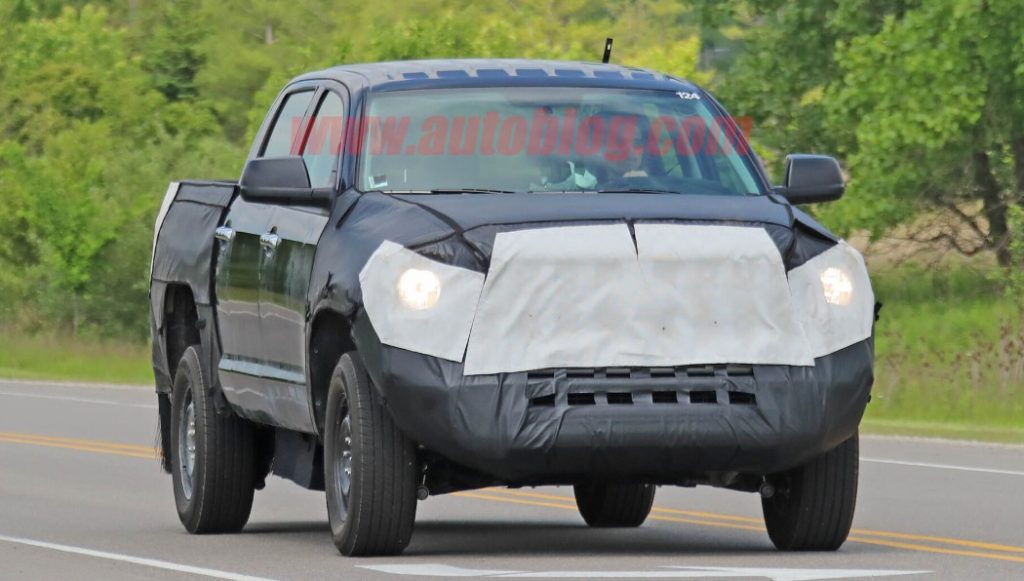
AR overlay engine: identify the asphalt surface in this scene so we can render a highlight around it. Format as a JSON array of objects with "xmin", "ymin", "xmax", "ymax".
[{"xmin": 1, "ymin": 379, "xmax": 1022, "ymax": 581}]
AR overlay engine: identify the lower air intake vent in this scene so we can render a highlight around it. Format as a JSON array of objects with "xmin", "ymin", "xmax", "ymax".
[
  {"xmin": 689, "ymin": 390, "xmax": 718, "ymax": 404},
  {"xmin": 652, "ymin": 391, "xmax": 678, "ymax": 403},
  {"xmin": 567, "ymin": 393, "xmax": 596, "ymax": 406},
  {"xmin": 606, "ymin": 392, "xmax": 633, "ymax": 405}
]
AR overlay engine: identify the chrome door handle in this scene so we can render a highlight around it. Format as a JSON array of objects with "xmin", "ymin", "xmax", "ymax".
[
  {"xmin": 259, "ymin": 232, "xmax": 281, "ymax": 250},
  {"xmin": 214, "ymin": 226, "xmax": 235, "ymax": 242}
]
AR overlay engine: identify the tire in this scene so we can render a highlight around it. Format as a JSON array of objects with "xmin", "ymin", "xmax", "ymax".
[
  {"xmin": 324, "ymin": 352, "xmax": 419, "ymax": 556},
  {"xmin": 574, "ymin": 483, "xmax": 655, "ymax": 527},
  {"xmin": 170, "ymin": 346, "xmax": 257, "ymax": 533},
  {"xmin": 762, "ymin": 433, "xmax": 859, "ymax": 551}
]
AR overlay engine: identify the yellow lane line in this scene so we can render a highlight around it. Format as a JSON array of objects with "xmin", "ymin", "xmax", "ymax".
[
  {"xmin": 0, "ymin": 432, "xmax": 157, "ymax": 453},
  {"xmin": 456, "ymin": 491, "xmax": 766, "ymax": 533},
  {"xmin": 0, "ymin": 438, "xmax": 159, "ymax": 459},
  {"xmin": 849, "ymin": 529, "xmax": 1024, "ymax": 555},
  {"xmin": 459, "ymin": 489, "xmax": 1024, "ymax": 564},
  {"xmin": 0, "ymin": 435, "xmax": 159, "ymax": 459},
  {"xmin": 847, "ymin": 536, "xmax": 1024, "ymax": 565},
  {"xmin": 483, "ymin": 486, "xmax": 1024, "ymax": 555},
  {"xmin": 455, "ymin": 491, "xmax": 580, "ymax": 512},
  {"xmin": 0, "ymin": 434, "xmax": 159, "ymax": 460},
  {"xmin": 490, "ymin": 487, "xmax": 764, "ymax": 522}
]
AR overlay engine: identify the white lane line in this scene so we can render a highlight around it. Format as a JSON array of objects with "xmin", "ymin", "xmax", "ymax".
[
  {"xmin": 360, "ymin": 564, "xmax": 930, "ymax": 579},
  {"xmin": 862, "ymin": 433, "xmax": 1024, "ymax": 450},
  {"xmin": 0, "ymin": 391, "xmax": 156, "ymax": 409},
  {"xmin": 863, "ymin": 457, "xmax": 1024, "ymax": 477},
  {"xmin": 0, "ymin": 534, "xmax": 277, "ymax": 581}
]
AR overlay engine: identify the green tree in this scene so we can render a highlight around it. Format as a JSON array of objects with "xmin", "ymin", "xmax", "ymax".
[
  {"xmin": 711, "ymin": 0, "xmax": 1022, "ymax": 265},
  {"xmin": 141, "ymin": 0, "xmax": 208, "ymax": 102},
  {"xmin": 0, "ymin": 5, "xmax": 237, "ymax": 336},
  {"xmin": 825, "ymin": 0, "xmax": 1024, "ymax": 264}
]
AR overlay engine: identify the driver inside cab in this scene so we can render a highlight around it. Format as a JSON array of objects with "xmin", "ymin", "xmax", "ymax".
[{"xmin": 533, "ymin": 111, "xmax": 651, "ymax": 191}]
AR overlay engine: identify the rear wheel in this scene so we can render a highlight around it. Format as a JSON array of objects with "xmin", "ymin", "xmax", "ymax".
[
  {"xmin": 324, "ymin": 352, "xmax": 419, "ymax": 556},
  {"xmin": 170, "ymin": 346, "xmax": 256, "ymax": 533},
  {"xmin": 574, "ymin": 483, "xmax": 655, "ymax": 527},
  {"xmin": 762, "ymin": 433, "xmax": 859, "ymax": 551}
]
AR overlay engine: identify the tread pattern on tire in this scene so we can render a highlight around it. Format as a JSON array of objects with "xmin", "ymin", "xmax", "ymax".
[
  {"xmin": 172, "ymin": 346, "xmax": 256, "ymax": 534},
  {"xmin": 574, "ymin": 483, "xmax": 655, "ymax": 528},
  {"xmin": 326, "ymin": 353, "xmax": 418, "ymax": 556},
  {"xmin": 762, "ymin": 432, "xmax": 859, "ymax": 551}
]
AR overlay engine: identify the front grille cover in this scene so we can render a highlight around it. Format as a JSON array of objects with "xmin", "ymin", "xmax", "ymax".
[{"xmin": 526, "ymin": 365, "xmax": 757, "ymax": 408}]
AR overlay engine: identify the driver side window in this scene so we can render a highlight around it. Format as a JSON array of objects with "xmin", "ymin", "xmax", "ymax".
[
  {"xmin": 262, "ymin": 90, "xmax": 315, "ymax": 157},
  {"xmin": 303, "ymin": 92, "xmax": 346, "ymax": 189}
]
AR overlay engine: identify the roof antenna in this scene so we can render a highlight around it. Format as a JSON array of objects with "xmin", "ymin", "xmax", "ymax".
[{"xmin": 602, "ymin": 38, "xmax": 614, "ymax": 64}]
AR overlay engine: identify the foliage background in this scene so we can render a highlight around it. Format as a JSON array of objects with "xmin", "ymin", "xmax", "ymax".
[{"xmin": 0, "ymin": 0, "xmax": 1020, "ymax": 434}]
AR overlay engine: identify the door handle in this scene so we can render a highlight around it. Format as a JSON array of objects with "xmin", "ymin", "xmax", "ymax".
[
  {"xmin": 214, "ymin": 226, "xmax": 235, "ymax": 242},
  {"xmin": 259, "ymin": 232, "xmax": 281, "ymax": 251}
]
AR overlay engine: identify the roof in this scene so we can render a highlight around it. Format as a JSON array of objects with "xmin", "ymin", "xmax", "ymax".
[{"xmin": 291, "ymin": 59, "xmax": 695, "ymax": 91}]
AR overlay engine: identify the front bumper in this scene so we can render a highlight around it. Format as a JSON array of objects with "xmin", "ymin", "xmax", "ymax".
[{"xmin": 353, "ymin": 314, "xmax": 874, "ymax": 484}]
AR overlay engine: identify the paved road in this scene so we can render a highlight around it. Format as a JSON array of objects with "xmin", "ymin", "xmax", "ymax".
[{"xmin": 1, "ymin": 379, "xmax": 1022, "ymax": 580}]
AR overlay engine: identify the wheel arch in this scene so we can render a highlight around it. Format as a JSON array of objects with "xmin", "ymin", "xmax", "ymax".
[
  {"xmin": 158, "ymin": 283, "xmax": 201, "ymax": 472},
  {"xmin": 163, "ymin": 284, "xmax": 201, "ymax": 379},
  {"xmin": 308, "ymin": 308, "xmax": 357, "ymax": 436}
]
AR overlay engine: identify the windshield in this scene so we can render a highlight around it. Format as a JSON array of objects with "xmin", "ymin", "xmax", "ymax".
[{"xmin": 358, "ymin": 86, "xmax": 764, "ymax": 196}]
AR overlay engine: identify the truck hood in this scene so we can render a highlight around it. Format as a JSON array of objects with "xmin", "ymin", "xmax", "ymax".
[{"xmin": 392, "ymin": 192, "xmax": 794, "ymax": 231}]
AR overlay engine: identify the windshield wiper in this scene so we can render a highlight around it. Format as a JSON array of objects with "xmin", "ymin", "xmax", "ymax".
[
  {"xmin": 596, "ymin": 188, "xmax": 682, "ymax": 195},
  {"xmin": 369, "ymin": 188, "xmax": 516, "ymax": 195},
  {"xmin": 525, "ymin": 189, "xmax": 600, "ymax": 194},
  {"xmin": 428, "ymin": 188, "xmax": 515, "ymax": 194}
]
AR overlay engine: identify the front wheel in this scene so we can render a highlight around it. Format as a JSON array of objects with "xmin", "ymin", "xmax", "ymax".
[
  {"xmin": 170, "ymin": 346, "xmax": 256, "ymax": 533},
  {"xmin": 762, "ymin": 433, "xmax": 859, "ymax": 551},
  {"xmin": 574, "ymin": 483, "xmax": 655, "ymax": 527},
  {"xmin": 324, "ymin": 352, "xmax": 419, "ymax": 556}
]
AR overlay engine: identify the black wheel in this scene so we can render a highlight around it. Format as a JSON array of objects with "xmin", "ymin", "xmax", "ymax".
[
  {"xmin": 762, "ymin": 433, "xmax": 859, "ymax": 551},
  {"xmin": 574, "ymin": 483, "xmax": 655, "ymax": 527},
  {"xmin": 324, "ymin": 352, "xmax": 419, "ymax": 556},
  {"xmin": 170, "ymin": 346, "xmax": 256, "ymax": 533}
]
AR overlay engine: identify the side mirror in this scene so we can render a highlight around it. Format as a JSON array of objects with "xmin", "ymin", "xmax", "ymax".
[
  {"xmin": 239, "ymin": 156, "xmax": 332, "ymax": 207},
  {"xmin": 778, "ymin": 154, "xmax": 845, "ymax": 204}
]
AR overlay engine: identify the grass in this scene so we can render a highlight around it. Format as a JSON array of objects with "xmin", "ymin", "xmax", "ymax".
[
  {"xmin": 866, "ymin": 265, "xmax": 1024, "ymax": 437},
  {"xmin": 861, "ymin": 418, "xmax": 1024, "ymax": 444},
  {"xmin": 0, "ymin": 332, "xmax": 153, "ymax": 385}
]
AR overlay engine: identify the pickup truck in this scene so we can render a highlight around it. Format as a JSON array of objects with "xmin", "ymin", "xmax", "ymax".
[{"xmin": 149, "ymin": 59, "xmax": 876, "ymax": 557}]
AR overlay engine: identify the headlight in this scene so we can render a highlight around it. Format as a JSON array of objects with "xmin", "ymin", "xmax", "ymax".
[
  {"xmin": 361, "ymin": 241, "xmax": 485, "ymax": 361},
  {"xmin": 396, "ymin": 268, "xmax": 441, "ymax": 310},
  {"xmin": 820, "ymin": 267, "xmax": 853, "ymax": 306}
]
